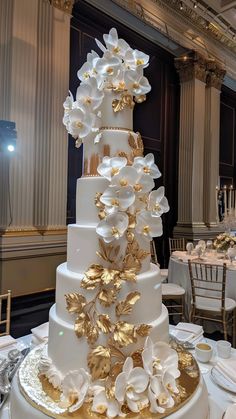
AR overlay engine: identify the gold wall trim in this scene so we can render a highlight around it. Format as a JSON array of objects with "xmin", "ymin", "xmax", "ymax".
[{"xmin": 1, "ymin": 228, "xmax": 67, "ymax": 237}]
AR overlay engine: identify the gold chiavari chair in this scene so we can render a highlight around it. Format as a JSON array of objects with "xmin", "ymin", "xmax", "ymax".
[
  {"xmin": 0, "ymin": 290, "xmax": 11, "ymax": 336},
  {"xmin": 150, "ymin": 241, "xmax": 185, "ymax": 321},
  {"xmin": 188, "ymin": 261, "xmax": 236, "ymax": 346},
  {"xmin": 169, "ymin": 237, "xmax": 185, "ymax": 254}
]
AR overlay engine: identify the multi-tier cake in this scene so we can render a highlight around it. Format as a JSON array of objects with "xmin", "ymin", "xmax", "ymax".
[{"xmin": 10, "ymin": 28, "xmax": 209, "ymax": 418}]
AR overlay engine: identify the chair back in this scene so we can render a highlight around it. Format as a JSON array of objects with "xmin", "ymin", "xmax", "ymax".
[
  {"xmin": 0, "ymin": 290, "xmax": 11, "ymax": 336},
  {"xmin": 169, "ymin": 237, "xmax": 185, "ymax": 253},
  {"xmin": 188, "ymin": 261, "xmax": 227, "ymax": 311},
  {"xmin": 150, "ymin": 240, "xmax": 159, "ymax": 265}
]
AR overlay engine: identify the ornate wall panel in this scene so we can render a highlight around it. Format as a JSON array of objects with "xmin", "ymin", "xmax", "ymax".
[{"xmin": 67, "ymin": 1, "xmax": 179, "ymax": 265}]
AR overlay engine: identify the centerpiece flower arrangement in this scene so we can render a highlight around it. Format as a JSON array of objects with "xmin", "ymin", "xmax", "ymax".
[{"xmin": 213, "ymin": 232, "xmax": 236, "ymax": 252}]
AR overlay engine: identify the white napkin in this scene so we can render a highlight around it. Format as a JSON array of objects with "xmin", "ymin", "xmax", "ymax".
[
  {"xmin": 0, "ymin": 335, "xmax": 16, "ymax": 349},
  {"xmin": 224, "ymin": 404, "xmax": 236, "ymax": 419},
  {"xmin": 175, "ymin": 322, "xmax": 203, "ymax": 337},
  {"xmin": 214, "ymin": 359, "xmax": 236, "ymax": 385},
  {"xmin": 31, "ymin": 322, "xmax": 49, "ymax": 342}
]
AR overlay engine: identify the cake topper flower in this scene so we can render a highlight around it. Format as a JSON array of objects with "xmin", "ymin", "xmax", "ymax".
[
  {"xmin": 96, "ymin": 212, "xmax": 129, "ymax": 243},
  {"xmin": 133, "ymin": 153, "xmax": 161, "ymax": 179},
  {"xmin": 100, "ymin": 27, "xmax": 131, "ymax": 58},
  {"xmin": 95, "ymin": 51, "xmax": 121, "ymax": 82},
  {"xmin": 66, "ymin": 108, "xmax": 96, "ymax": 139},
  {"xmin": 111, "ymin": 166, "xmax": 154, "ymax": 194},
  {"xmin": 115, "ymin": 357, "xmax": 149, "ymax": 413},
  {"xmin": 77, "ymin": 50, "xmax": 99, "ymax": 82},
  {"xmin": 60, "ymin": 369, "xmax": 90, "ymax": 412},
  {"xmin": 135, "ymin": 210, "xmax": 163, "ymax": 240},
  {"xmin": 75, "ymin": 78, "xmax": 104, "ymax": 111},
  {"xmin": 148, "ymin": 187, "xmax": 170, "ymax": 216},
  {"xmin": 124, "ymin": 68, "xmax": 151, "ymax": 96},
  {"xmin": 100, "ymin": 185, "xmax": 135, "ymax": 213},
  {"xmin": 97, "ymin": 156, "xmax": 127, "ymax": 181},
  {"xmin": 124, "ymin": 49, "xmax": 150, "ymax": 70}
]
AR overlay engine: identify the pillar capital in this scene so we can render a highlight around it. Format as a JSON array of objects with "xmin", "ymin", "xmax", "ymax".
[
  {"xmin": 175, "ymin": 51, "xmax": 208, "ymax": 83},
  {"xmin": 206, "ymin": 61, "xmax": 226, "ymax": 90}
]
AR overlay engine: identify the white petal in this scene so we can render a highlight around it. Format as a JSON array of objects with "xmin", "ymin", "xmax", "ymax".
[
  {"xmin": 142, "ymin": 347, "xmax": 153, "ymax": 376},
  {"xmin": 123, "ymin": 357, "xmax": 133, "ymax": 374},
  {"xmin": 95, "ymin": 38, "xmax": 107, "ymax": 53},
  {"xmin": 107, "ymin": 400, "xmax": 120, "ymax": 418},
  {"xmin": 145, "ymin": 153, "xmax": 154, "ymax": 166},
  {"xmin": 115, "ymin": 372, "xmax": 127, "ymax": 402},
  {"xmin": 128, "ymin": 367, "xmax": 149, "ymax": 393}
]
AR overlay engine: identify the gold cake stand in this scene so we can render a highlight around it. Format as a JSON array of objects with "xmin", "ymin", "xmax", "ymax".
[{"xmin": 18, "ymin": 344, "xmax": 200, "ymax": 419}]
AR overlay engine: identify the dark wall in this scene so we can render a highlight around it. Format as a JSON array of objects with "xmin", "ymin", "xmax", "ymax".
[
  {"xmin": 220, "ymin": 86, "xmax": 236, "ymax": 187},
  {"xmin": 67, "ymin": 1, "xmax": 180, "ymax": 266}
]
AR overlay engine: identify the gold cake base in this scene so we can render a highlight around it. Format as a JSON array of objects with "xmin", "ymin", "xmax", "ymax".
[{"xmin": 18, "ymin": 345, "xmax": 200, "ymax": 419}]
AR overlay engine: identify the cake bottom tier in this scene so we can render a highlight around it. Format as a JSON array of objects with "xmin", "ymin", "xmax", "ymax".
[{"xmin": 10, "ymin": 374, "xmax": 209, "ymax": 419}]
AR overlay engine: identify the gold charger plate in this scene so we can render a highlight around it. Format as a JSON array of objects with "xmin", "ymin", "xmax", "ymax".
[{"xmin": 18, "ymin": 344, "xmax": 200, "ymax": 418}]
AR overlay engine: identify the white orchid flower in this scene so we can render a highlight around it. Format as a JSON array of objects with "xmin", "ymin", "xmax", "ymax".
[
  {"xmin": 96, "ymin": 212, "xmax": 129, "ymax": 243},
  {"xmin": 60, "ymin": 369, "xmax": 90, "ymax": 413},
  {"xmin": 142, "ymin": 338, "xmax": 180, "ymax": 380},
  {"xmin": 103, "ymin": 28, "xmax": 130, "ymax": 57},
  {"xmin": 133, "ymin": 153, "xmax": 161, "ymax": 179},
  {"xmin": 95, "ymin": 51, "xmax": 121, "ymax": 80},
  {"xmin": 115, "ymin": 357, "xmax": 149, "ymax": 413},
  {"xmin": 91, "ymin": 385, "xmax": 121, "ymax": 418},
  {"xmin": 97, "ymin": 156, "xmax": 127, "ymax": 180},
  {"xmin": 75, "ymin": 78, "xmax": 104, "ymax": 111},
  {"xmin": 63, "ymin": 91, "xmax": 74, "ymax": 111},
  {"xmin": 124, "ymin": 67, "xmax": 151, "ymax": 96},
  {"xmin": 135, "ymin": 211, "xmax": 163, "ymax": 240},
  {"xmin": 100, "ymin": 185, "xmax": 135, "ymax": 213},
  {"xmin": 67, "ymin": 108, "xmax": 95, "ymax": 139},
  {"xmin": 111, "ymin": 167, "xmax": 154, "ymax": 194},
  {"xmin": 124, "ymin": 49, "xmax": 149, "ymax": 69},
  {"xmin": 148, "ymin": 374, "xmax": 175, "ymax": 414},
  {"xmin": 148, "ymin": 187, "xmax": 169, "ymax": 216},
  {"xmin": 77, "ymin": 51, "xmax": 100, "ymax": 82}
]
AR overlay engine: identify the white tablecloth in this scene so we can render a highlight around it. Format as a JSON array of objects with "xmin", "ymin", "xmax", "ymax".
[{"xmin": 168, "ymin": 251, "xmax": 236, "ymax": 319}]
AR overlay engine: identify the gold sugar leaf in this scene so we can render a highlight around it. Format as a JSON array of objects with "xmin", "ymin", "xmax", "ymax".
[
  {"xmin": 113, "ymin": 321, "xmax": 137, "ymax": 347},
  {"xmin": 94, "ymin": 192, "xmax": 104, "ymax": 209},
  {"xmin": 87, "ymin": 346, "xmax": 111, "ymax": 380},
  {"xmin": 134, "ymin": 94, "xmax": 146, "ymax": 104},
  {"xmin": 98, "ymin": 289, "xmax": 117, "ymax": 307},
  {"xmin": 137, "ymin": 132, "xmax": 144, "ymax": 151},
  {"xmin": 101, "ymin": 268, "xmax": 120, "ymax": 285},
  {"xmin": 109, "ymin": 362, "xmax": 123, "ymax": 380},
  {"xmin": 98, "ymin": 210, "xmax": 106, "ymax": 220},
  {"xmin": 74, "ymin": 312, "xmax": 89, "ymax": 338},
  {"xmin": 118, "ymin": 151, "xmax": 128, "ymax": 159},
  {"xmin": 97, "ymin": 239, "xmax": 114, "ymax": 263},
  {"xmin": 136, "ymin": 324, "xmax": 152, "ymax": 337},
  {"xmin": 112, "ymin": 99, "xmax": 123, "ymax": 113},
  {"xmin": 123, "ymin": 254, "xmax": 141, "ymax": 273},
  {"xmin": 131, "ymin": 350, "xmax": 143, "ymax": 367},
  {"xmin": 128, "ymin": 133, "xmax": 137, "ymax": 149},
  {"xmin": 126, "ymin": 231, "xmax": 134, "ymax": 242},
  {"xmin": 97, "ymin": 314, "xmax": 113, "ymax": 334},
  {"xmin": 136, "ymin": 249, "xmax": 150, "ymax": 261},
  {"xmin": 81, "ymin": 264, "xmax": 103, "ymax": 289},
  {"xmin": 113, "ymin": 277, "xmax": 122, "ymax": 290},
  {"xmin": 116, "ymin": 291, "xmax": 140, "ymax": 317},
  {"xmin": 128, "ymin": 213, "xmax": 136, "ymax": 229},
  {"xmin": 86, "ymin": 323, "xmax": 99, "ymax": 345},
  {"xmin": 65, "ymin": 293, "xmax": 86, "ymax": 314},
  {"xmin": 120, "ymin": 268, "xmax": 137, "ymax": 282},
  {"xmin": 127, "ymin": 240, "xmax": 140, "ymax": 255},
  {"xmin": 109, "ymin": 344, "xmax": 125, "ymax": 360}
]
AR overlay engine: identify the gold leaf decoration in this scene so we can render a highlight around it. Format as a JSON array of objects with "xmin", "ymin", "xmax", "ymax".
[
  {"xmin": 128, "ymin": 213, "xmax": 136, "ymax": 229},
  {"xmin": 123, "ymin": 254, "xmax": 141, "ymax": 273},
  {"xmin": 81, "ymin": 264, "xmax": 103, "ymax": 289},
  {"xmin": 74, "ymin": 313, "xmax": 89, "ymax": 338},
  {"xmin": 109, "ymin": 344, "xmax": 126, "ymax": 360},
  {"xmin": 113, "ymin": 321, "xmax": 137, "ymax": 347},
  {"xmin": 116, "ymin": 291, "xmax": 141, "ymax": 317},
  {"xmin": 98, "ymin": 289, "xmax": 117, "ymax": 307},
  {"xmin": 101, "ymin": 268, "xmax": 120, "ymax": 285},
  {"xmin": 87, "ymin": 346, "xmax": 111, "ymax": 380},
  {"xmin": 134, "ymin": 94, "xmax": 146, "ymax": 103},
  {"xmin": 128, "ymin": 132, "xmax": 144, "ymax": 158},
  {"xmin": 109, "ymin": 362, "xmax": 124, "ymax": 380},
  {"xmin": 65, "ymin": 293, "xmax": 86, "ymax": 314},
  {"xmin": 86, "ymin": 323, "xmax": 99, "ymax": 345},
  {"xmin": 131, "ymin": 350, "xmax": 143, "ymax": 367},
  {"xmin": 98, "ymin": 210, "xmax": 106, "ymax": 220},
  {"xmin": 94, "ymin": 192, "xmax": 104, "ymax": 209},
  {"xmin": 112, "ymin": 94, "xmax": 134, "ymax": 113},
  {"xmin": 136, "ymin": 132, "xmax": 144, "ymax": 153},
  {"xmin": 136, "ymin": 324, "xmax": 152, "ymax": 337},
  {"xmin": 128, "ymin": 133, "xmax": 137, "ymax": 149},
  {"xmin": 126, "ymin": 231, "xmax": 134, "ymax": 242},
  {"xmin": 97, "ymin": 314, "xmax": 113, "ymax": 334},
  {"xmin": 120, "ymin": 268, "xmax": 137, "ymax": 282}
]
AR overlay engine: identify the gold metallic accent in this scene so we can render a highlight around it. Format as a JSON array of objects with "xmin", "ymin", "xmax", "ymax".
[
  {"xmin": 83, "ymin": 153, "xmax": 100, "ymax": 176},
  {"xmin": 18, "ymin": 345, "xmax": 201, "ymax": 419},
  {"xmin": 175, "ymin": 52, "xmax": 207, "ymax": 83},
  {"xmin": 100, "ymin": 126, "xmax": 133, "ymax": 132},
  {"xmin": 103, "ymin": 144, "xmax": 110, "ymax": 157},
  {"xmin": 112, "ymin": 93, "xmax": 135, "ymax": 113},
  {"xmin": 48, "ymin": 0, "xmax": 74, "ymax": 14}
]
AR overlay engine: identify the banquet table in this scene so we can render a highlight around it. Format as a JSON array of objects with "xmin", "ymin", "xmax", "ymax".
[
  {"xmin": 0, "ymin": 331, "xmax": 235, "ymax": 419},
  {"xmin": 168, "ymin": 250, "xmax": 236, "ymax": 321}
]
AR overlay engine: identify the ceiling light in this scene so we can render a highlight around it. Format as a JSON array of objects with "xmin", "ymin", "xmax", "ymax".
[
  {"xmin": 193, "ymin": 1, "xmax": 197, "ymax": 8},
  {"xmin": 180, "ymin": 1, "xmax": 183, "ymax": 10}
]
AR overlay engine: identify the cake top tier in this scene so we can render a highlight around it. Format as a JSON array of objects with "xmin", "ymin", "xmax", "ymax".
[{"xmin": 63, "ymin": 28, "xmax": 151, "ymax": 149}]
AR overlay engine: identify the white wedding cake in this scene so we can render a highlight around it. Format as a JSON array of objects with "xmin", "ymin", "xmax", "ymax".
[{"xmin": 10, "ymin": 28, "xmax": 209, "ymax": 419}]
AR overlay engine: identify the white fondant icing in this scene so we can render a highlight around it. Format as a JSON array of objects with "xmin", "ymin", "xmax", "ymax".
[
  {"xmin": 76, "ymin": 177, "xmax": 109, "ymax": 225},
  {"xmin": 56, "ymin": 262, "xmax": 162, "ymax": 325},
  {"xmin": 100, "ymin": 90, "xmax": 133, "ymax": 129}
]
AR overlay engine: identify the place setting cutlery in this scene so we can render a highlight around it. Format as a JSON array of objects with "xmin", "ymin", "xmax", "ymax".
[{"xmin": 0, "ymin": 347, "xmax": 30, "ymax": 409}]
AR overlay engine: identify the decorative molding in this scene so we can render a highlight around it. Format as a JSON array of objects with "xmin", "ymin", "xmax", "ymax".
[
  {"xmin": 174, "ymin": 51, "xmax": 207, "ymax": 83},
  {"xmin": 47, "ymin": 0, "xmax": 75, "ymax": 14},
  {"xmin": 206, "ymin": 62, "xmax": 226, "ymax": 90}
]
